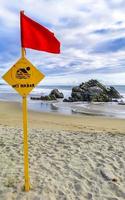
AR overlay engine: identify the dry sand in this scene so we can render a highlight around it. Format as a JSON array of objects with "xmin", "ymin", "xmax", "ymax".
[{"xmin": 0, "ymin": 101, "xmax": 125, "ymax": 200}]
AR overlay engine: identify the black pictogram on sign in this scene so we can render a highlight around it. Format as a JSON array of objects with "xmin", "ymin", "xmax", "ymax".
[{"xmin": 16, "ymin": 67, "xmax": 31, "ymax": 79}]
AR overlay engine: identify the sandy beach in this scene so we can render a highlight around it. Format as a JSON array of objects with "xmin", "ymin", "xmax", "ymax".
[{"xmin": 0, "ymin": 101, "xmax": 125, "ymax": 200}]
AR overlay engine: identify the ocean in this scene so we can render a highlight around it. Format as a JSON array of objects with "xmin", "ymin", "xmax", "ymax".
[
  {"xmin": 0, "ymin": 83, "xmax": 125, "ymax": 101},
  {"xmin": 0, "ymin": 84, "xmax": 125, "ymax": 118}
]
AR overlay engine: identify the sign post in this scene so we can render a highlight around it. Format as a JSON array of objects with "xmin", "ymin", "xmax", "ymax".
[
  {"xmin": 22, "ymin": 94, "xmax": 30, "ymax": 191},
  {"xmin": 2, "ymin": 48, "xmax": 45, "ymax": 191},
  {"xmin": 21, "ymin": 47, "xmax": 30, "ymax": 191}
]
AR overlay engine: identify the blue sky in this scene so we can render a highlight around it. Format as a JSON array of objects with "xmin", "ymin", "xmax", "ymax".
[{"xmin": 1, "ymin": 0, "xmax": 125, "ymax": 85}]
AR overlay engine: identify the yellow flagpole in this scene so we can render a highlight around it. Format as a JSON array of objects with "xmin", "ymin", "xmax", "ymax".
[
  {"xmin": 22, "ymin": 47, "xmax": 30, "ymax": 191},
  {"xmin": 21, "ymin": 47, "xmax": 25, "ymax": 57}
]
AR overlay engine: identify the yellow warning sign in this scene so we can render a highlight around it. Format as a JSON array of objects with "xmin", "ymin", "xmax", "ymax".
[{"xmin": 2, "ymin": 57, "xmax": 45, "ymax": 96}]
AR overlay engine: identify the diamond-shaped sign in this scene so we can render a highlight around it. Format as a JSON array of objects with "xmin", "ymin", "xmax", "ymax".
[{"xmin": 2, "ymin": 57, "xmax": 45, "ymax": 96}]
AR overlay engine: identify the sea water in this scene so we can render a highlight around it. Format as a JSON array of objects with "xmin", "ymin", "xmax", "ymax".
[{"xmin": 0, "ymin": 83, "xmax": 125, "ymax": 118}]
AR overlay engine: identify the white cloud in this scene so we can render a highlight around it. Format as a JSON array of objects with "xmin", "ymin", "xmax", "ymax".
[{"xmin": 0, "ymin": 0, "xmax": 125, "ymax": 85}]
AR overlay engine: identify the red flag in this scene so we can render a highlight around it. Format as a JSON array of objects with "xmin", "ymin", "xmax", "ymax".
[{"xmin": 20, "ymin": 11, "xmax": 60, "ymax": 54}]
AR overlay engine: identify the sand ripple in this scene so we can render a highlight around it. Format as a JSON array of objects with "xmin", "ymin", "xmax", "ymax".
[{"xmin": 0, "ymin": 126, "xmax": 125, "ymax": 199}]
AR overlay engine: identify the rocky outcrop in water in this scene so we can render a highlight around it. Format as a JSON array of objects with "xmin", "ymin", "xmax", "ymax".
[
  {"xmin": 31, "ymin": 89, "xmax": 64, "ymax": 101},
  {"xmin": 50, "ymin": 89, "xmax": 64, "ymax": 99},
  {"xmin": 63, "ymin": 79, "xmax": 121, "ymax": 102}
]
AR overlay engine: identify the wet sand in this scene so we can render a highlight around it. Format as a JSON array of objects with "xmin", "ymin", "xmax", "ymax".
[{"xmin": 0, "ymin": 101, "xmax": 125, "ymax": 133}]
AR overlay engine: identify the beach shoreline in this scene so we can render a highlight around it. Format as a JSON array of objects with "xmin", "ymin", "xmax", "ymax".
[
  {"xmin": 0, "ymin": 101, "xmax": 125, "ymax": 199},
  {"xmin": 0, "ymin": 100, "xmax": 125, "ymax": 133}
]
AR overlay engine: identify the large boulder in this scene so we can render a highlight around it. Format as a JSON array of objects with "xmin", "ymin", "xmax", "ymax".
[
  {"xmin": 72, "ymin": 86, "xmax": 83, "ymax": 93},
  {"xmin": 71, "ymin": 91, "xmax": 91, "ymax": 101},
  {"xmin": 87, "ymin": 86, "xmax": 110, "ymax": 102},
  {"xmin": 31, "ymin": 89, "xmax": 64, "ymax": 101},
  {"xmin": 88, "ymin": 86, "xmax": 103, "ymax": 95},
  {"xmin": 80, "ymin": 79, "xmax": 107, "ymax": 91},
  {"xmin": 107, "ymin": 86, "xmax": 121, "ymax": 99},
  {"xmin": 50, "ymin": 89, "xmax": 64, "ymax": 98},
  {"xmin": 40, "ymin": 94, "xmax": 57, "ymax": 101},
  {"xmin": 63, "ymin": 97, "xmax": 74, "ymax": 102},
  {"xmin": 63, "ymin": 79, "xmax": 121, "ymax": 102},
  {"xmin": 30, "ymin": 97, "xmax": 41, "ymax": 100},
  {"xmin": 91, "ymin": 93, "xmax": 110, "ymax": 102},
  {"xmin": 71, "ymin": 92, "xmax": 84, "ymax": 101}
]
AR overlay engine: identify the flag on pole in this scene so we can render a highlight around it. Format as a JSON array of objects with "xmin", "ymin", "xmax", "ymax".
[{"xmin": 20, "ymin": 11, "xmax": 60, "ymax": 54}]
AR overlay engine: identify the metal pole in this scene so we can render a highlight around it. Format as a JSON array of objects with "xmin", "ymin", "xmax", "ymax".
[
  {"xmin": 22, "ymin": 95, "xmax": 30, "ymax": 191},
  {"xmin": 21, "ymin": 45, "xmax": 30, "ymax": 191},
  {"xmin": 21, "ymin": 47, "xmax": 25, "ymax": 57}
]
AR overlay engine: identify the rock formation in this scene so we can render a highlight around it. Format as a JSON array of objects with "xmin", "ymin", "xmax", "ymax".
[
  {"xmin": 63, "ymin": 79, "xmax": 121, "ymax": 102},
  {"xmin": 31, "ymin": 89, "xmax": 64, "ymax": 101}
]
